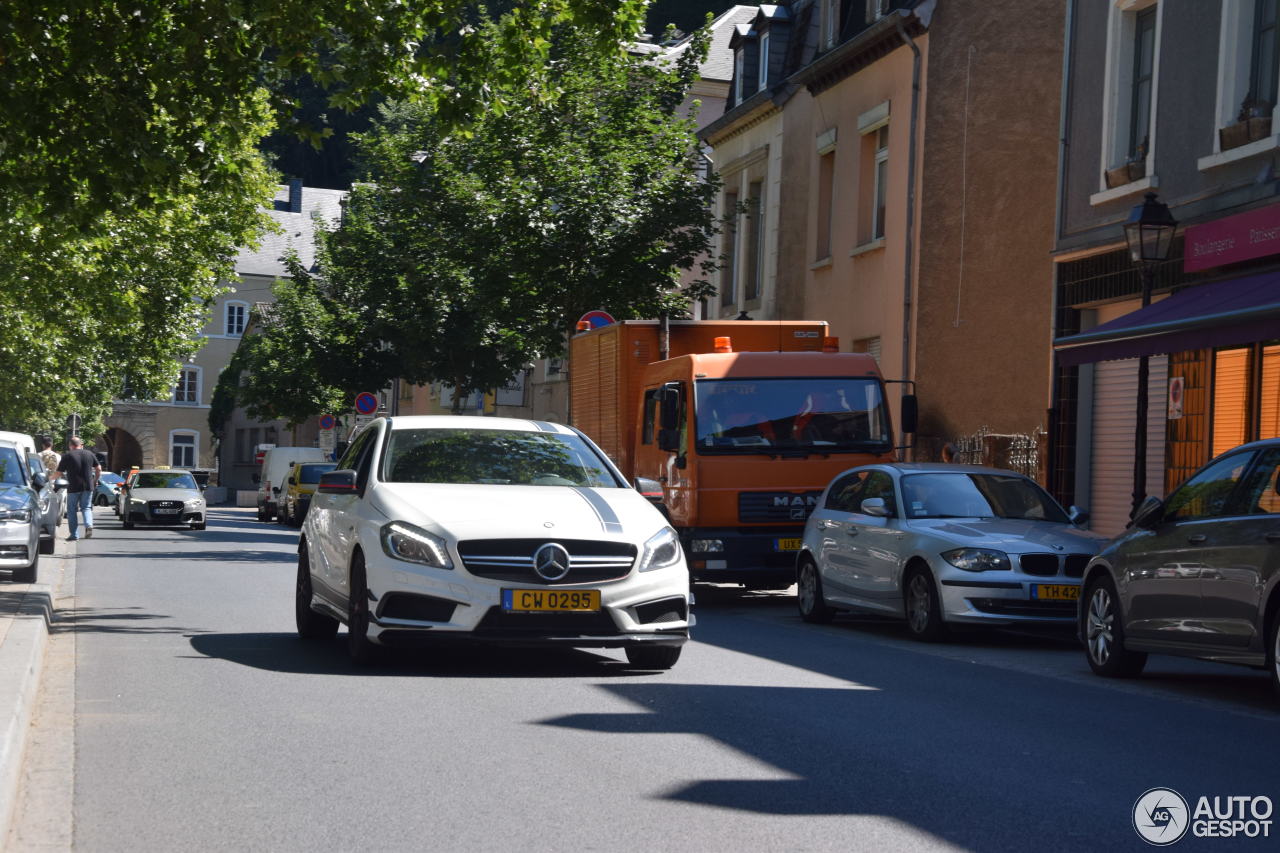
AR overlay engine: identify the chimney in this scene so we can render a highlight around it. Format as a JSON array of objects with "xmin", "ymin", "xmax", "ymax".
[{"xmin": 288, "ymin": 179, "xmax": 303, "ymax": 213}]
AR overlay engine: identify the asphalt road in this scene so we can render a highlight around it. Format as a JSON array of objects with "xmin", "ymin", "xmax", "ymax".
[{"xmin": 9, "ymin": 507, "xmax": 1280, "ymax": 852}]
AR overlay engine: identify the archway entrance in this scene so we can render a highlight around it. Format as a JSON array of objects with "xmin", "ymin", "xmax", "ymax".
[{"xmin": 102, "ymin": 428, "xmax": 143, "ymax": 473}]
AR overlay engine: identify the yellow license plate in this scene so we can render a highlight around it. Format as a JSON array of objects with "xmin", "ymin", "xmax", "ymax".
[
  {"xmin": 1033, "ymin": 584, "xmax": 1080, "ymax": 601},
  {"xmin": 775, "ymin": 538, "xmax": 803, "ymax": 552},
  {"xmin": 503, "ymin": 589, "xmax": 601, "ymax": 612}
]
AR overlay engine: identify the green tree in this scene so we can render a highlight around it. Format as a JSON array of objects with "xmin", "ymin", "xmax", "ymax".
[
  {"xmin": 0, "ymin": 0, "xmax": 647, "ymax": 436},
  {"xmin": 242, "ymin": 20, "xmax": 719, "ymax": 408}
]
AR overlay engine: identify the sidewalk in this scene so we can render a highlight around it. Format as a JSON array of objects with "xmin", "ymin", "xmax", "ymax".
[{"xmin": 0, "ymin": 535, "xmax": 71, "ymax": 839}]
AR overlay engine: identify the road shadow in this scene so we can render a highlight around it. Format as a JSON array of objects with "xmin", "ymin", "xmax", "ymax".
[
  {"xmin": 52, "ymin": 605, "xmax": 212, "ymax": 636},
  {"xmin": 187, "ymin": 631, "xmax": 665, "ymax": 679},
  {"xmin": 79, "ymin": 548, "xmax": 294, "ymax": 564}
]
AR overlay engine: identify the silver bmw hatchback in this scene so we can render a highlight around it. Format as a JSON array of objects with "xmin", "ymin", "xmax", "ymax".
[{"xmin": 797, "ymin": 463, "xmax": 1107, "ymax": 640}]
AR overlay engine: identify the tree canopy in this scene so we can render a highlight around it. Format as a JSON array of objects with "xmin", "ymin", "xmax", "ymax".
[
  {"xmin": 221, "ymin": 20, "xmax": 719, "ymax": 423},
  {"xmin": 0, "ymin": 0, "xmax": 648, "ymax": 438}
]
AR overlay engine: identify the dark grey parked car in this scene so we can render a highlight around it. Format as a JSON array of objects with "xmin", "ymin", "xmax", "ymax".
[{"xmin": 1080, "ymin": 439, "xmax": 1280, "ymax": 693}]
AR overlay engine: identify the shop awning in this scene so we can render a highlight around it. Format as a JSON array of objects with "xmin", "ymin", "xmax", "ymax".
[{"xmin": 1054, "ymin": 270, "xmax": 1280, "ymax": 367}]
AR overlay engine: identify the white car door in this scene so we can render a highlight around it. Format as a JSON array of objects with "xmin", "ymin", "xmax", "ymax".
[{"xmin": 327, "ymin": 427, "xmax": 380, "ymax": 603}]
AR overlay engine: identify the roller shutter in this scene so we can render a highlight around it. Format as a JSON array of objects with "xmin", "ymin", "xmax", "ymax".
[{"xmin": 1089, "ymin": 356, "xmax": 1168, "ymax": 539}]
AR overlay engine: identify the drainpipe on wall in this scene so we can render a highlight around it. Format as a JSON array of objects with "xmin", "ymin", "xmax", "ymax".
[
  {"xmin": 894, "ymin": 12, "xmax": 924, "ymax": 459},
  {"xmin": 1048, "ymin": 0, "xmax": 1077, "ymax": 501}
]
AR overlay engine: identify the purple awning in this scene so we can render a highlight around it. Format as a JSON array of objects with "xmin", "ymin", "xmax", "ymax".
[{"xmin": 1054, "ymin": 271, "xmax": 1280, "ymax": 367}]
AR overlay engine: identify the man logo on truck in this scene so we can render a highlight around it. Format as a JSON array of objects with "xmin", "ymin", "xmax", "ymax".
[{"xmin": 773, "ymin": 495, "xmax": 819, "ymax": 508}]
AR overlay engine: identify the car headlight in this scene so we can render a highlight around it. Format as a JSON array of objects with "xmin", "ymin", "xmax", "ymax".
[
  {"xmin": 0, "ymin": 508, "xmax": 31, "ymax": 523},
  {"xmin": 184, "ymin": 499, "xmax": 203, "ymax": 509},
  {"xmin": 941, "ymin": 548, "xmax": 1011, "ymax": 572},
  {"xmin": 380, "ymin": 521, "xmax": 453, "ymax": 570},
  {"xmin": 638, "ymin": 527, "xmax": 683, "ymax": 572}
]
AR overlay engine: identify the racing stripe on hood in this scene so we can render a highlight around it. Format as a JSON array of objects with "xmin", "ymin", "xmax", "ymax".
[
  {"xmin": 571, "ymin": 487, "xmax": 624, "ymax": 534},
  {"xmin": 530, "ymin": 420, "xmax": 559, "ymax": 432}
]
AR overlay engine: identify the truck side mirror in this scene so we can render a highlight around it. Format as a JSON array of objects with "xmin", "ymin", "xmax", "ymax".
[
  {"xmin": 657, "ymin": 428, "xmax": 680, "ymax": 453},
  {"xmin": 659, "ymin": 386, "xmax": 681, "ymax": 431},
  {"xmin": 899, "ymin": 394, "xmax": 919, "ymax": 435}
]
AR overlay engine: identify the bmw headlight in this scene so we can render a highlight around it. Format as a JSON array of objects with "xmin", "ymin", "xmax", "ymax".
[
  {"xmin": 638, "ymin": 527, "xmax": 683, "ymax": 573},
  {"xmin": 942, "ymin": 548, "xmax": 1010, "ymax": 572},
  {"xmin": 0, "ymin": 508, "xmax": 31, "ymax": 523},
  {"xmin": 380, "ymin": 521, "xmax": 453, "ymax": 569}
]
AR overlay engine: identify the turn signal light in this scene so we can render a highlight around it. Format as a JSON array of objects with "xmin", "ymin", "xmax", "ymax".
[{"xmin": 714, "ymin": 336, "xmax": 733, "ymax": 353}]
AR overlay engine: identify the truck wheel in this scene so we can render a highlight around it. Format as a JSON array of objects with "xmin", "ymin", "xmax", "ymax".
[{"xmin": 625, "ymin": 645, "xmax": 681, "ymax": 670}]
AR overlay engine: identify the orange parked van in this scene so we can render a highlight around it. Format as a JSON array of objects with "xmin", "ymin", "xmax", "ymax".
[{"xmin": 571, "ymin": 320, "xmax": 913, "ymax": 587}]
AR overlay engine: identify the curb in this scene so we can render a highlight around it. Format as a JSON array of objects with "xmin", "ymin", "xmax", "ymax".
[{"xmin": 0, "ymin": 542, "xmax": 69, "ymax": 840}]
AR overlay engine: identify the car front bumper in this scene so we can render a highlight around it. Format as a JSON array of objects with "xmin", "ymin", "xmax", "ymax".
[
  {"xmin": 126, "ymin": 507, "xmax": 205, "ymax": 525},
  {"xmin": 0, "ymin": 522, "xmax": 37, "ymax": 567},
  {"xmin": 937, "ymin": 572, "xmax": 1082, "ymax": 625},
  {"xmin": 361, "ymin": 548, "xmax": 692, "ymax": 648}
]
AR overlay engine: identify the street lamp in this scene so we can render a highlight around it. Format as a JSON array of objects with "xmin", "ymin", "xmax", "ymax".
[{"xmin": 1122, "ymin": 192, "xmax": 1178, "ymax": 518}]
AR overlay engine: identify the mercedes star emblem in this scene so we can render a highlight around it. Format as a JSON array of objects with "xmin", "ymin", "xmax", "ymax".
[{"xmin": 532, "ymin": 542, "xmax": 571, "ymax": 581}]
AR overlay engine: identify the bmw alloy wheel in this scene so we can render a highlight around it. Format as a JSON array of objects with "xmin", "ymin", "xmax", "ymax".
[{"xmin": 907, "ymin": 574, "xmax": 931, "ymax": 634}]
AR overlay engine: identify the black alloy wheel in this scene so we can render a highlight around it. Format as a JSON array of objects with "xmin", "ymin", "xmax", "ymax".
[
  {"xmin": 1083, "ymin": 574, "xmax": 1147, "ymax": 678},
  {"xmin": 13, "ymin": 551, "xmax": 37, "ymax": 584},
  {"xmin": 1269, "ymin": 613, "xmax": 1280, "ymax": 697},
  {"xmin": 625, "ymin": 644, "xmax": 682, "ymax": 670},
  {"xmin": 347, "ymin": 552, "xmax": 377, "ymax": 665},
  {"xmin": 296, "ymin": 544, "xmax": 338, "ymax": 639},
  {"xmin": 903, "ymin": 566, "xmax": 947, "ymax": 642},
  {"xmin": 797, "ymin": 558, "xmax": 835, "ymax": 624}
]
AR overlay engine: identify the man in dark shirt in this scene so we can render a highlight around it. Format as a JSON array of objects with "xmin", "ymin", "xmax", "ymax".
[{"xmin": 57, "ymin": 436, "xmax": 101, "ymax": 540}]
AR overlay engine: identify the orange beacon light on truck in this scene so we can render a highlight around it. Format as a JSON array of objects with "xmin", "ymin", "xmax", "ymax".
[{"xmin": 713, "ymin": 336, "xmax": 733, "ymax": 353}]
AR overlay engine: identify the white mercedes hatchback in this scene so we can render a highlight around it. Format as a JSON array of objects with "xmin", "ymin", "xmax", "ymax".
[{"xmin": 297, "ymin": 416, "xmax": 691, "ymax": 668}]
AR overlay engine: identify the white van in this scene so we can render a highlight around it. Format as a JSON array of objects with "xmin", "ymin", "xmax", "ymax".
[{"xmin": 258, "ymin": 446, "xmax": 328, "ymax": 522}]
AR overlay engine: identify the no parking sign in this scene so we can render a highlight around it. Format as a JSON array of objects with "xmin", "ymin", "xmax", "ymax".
[{"xmin": 353, "ymin": 392, "xmax": 378, "ymax": 415}]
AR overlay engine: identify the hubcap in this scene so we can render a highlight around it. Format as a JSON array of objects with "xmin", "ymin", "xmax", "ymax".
[
  {"xmin": 799, "ymin": 565, "xmax": 816, "ymax": 613},
  {"xmin": 907, "ymin": 575, "xmax": 930, "ymax": 633},
  {"xmin": 1087, "ymin": 587, "xmax": 1113, "ymax": 665}
]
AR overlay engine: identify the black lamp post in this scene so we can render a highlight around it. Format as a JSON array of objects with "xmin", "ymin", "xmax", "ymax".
[{"xmin": 1122, "ymin": 192, "xmax": 1178, "ymax": 518}]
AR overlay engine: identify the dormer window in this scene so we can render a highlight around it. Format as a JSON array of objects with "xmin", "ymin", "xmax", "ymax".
[
  {"xmin": 735, "ymin": 46, "xmax": 745, "ymax": 103},
  {"xmin": 823, "ymin": 0, "xmax": 840, "ymax": 48},
  {"xmin": 758, "ymin": 31, "xmax": 770, "ymax": 90}
]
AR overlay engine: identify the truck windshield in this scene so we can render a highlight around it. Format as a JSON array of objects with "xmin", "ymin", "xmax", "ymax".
[{"xmin": 694, "ymin": 378, "xmax": 892, "ymax": 453}]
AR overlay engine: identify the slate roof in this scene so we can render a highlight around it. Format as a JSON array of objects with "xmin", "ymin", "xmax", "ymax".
[
  {"xmin": 235, "ymin": 185, "xmax": 347, "ymax": 278},
  {"xmin": 651, "ymin": 5, "xmax": 760, "ymax": 84}
]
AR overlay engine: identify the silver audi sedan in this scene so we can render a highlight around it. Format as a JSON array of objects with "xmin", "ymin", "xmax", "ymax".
[{"xmin": 796, "ymin": 463, "xmax": 1107, "ymax": 640}]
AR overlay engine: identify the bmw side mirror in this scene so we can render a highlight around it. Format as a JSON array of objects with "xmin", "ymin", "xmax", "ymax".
[
  {"xmin": 1129, "ymin": 496, "xmax": 1164, "ymax": 530},
  {"xmin": 1068, "ymin": 505, "xmax": 1090, "ymax": 526},
  {"xmin": 31, "ymin": 471, "xmax": 48, "ymax": 489},
  {"xmin": 860, "ymin": 497, "xmax": 891, "ymax": 518},
  {"xmin": 318, "ymin": 470, "xmax": 358, "ymax": 494}
]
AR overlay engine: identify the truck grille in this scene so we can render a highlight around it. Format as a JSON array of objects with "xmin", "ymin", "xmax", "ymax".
[
  {"xmin": 738, "ymin": 491, "xmax": 823, "ymax": 523},
  {"xmin": 457, "ymin": 538, "xmax": 636, "ymax": 584}
]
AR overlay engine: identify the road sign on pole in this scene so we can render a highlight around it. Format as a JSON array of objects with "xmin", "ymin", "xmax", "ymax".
[
  {"xmin": 354, "ymin": 392, "xmax": 378, "ymax": 415},
  {"xmin": 318, "ymin": 413, "xmax": 336, "ymax": 431}
]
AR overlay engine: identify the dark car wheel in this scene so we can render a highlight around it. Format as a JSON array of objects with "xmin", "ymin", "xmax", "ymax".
[
  {"xmin": 93, "ymin": 494, "xmax": 108, "ymax": 507},
  {"xmin": 38, "ymin": 536, "xmax": 54, "ymax": 555},
  {"xmin": 13, "ymin": 551, "xmax": 37, "ymax": 584},
  {"xmin": 1083, "ymin": 575, "xmax": 1147, "ymax": 678},
  {"xmin": 904, "ymin": 566, "xmax": 947, "ymax": 642},
  {"xmin": 347, "ymin": 552, "xmax": 377, "ymax": 666},
  {"xmin": 1270, "ymin": 614, "xmax": 1280, "ymax": 698},
  {"xmin": 797, "ymin": 558, "xmax": 835, "ymax": 624},
  {"xmin": 625, "ymin": 645, "xmax": 681, "ymax": 670},
  {"xmin": 190, "ymin": 522, "xmax": 206, "ymax": 531},
  {"xmin": 296, "ymin": 545, "xmax": 338, "ymax": 639},
  {"xmin": 122, "ymin": 517, "xmax": 134, "ymax": 530}
]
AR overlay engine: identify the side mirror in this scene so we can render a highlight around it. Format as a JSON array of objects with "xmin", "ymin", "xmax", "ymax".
[
  {"xmin": 657, "ymin": 428, "xmax": 681, "ymax": 453},
  {"xmin": 1130, "ymin": 495, "xmax": 1164, "ymax": 530},
  {"xmin": 318, "ymin": 470, "xmax": 359, "ymax": 494},
  {"xmin": 1068, "ymin": 505, "xmax": 1090, "ymax": 526},
  {"xmin": 287, "ymin": 477, "xmax": 296, "ymax": 485},
  {"xmin": 860, "ymin": 497, "xmax": 891, "ymax": 518},
  {"xmin": 30, "ymin": 471, "xmax": 48, "ymax": 489},
  {"xmin": 54, "ymin": 478, "xmax": 68, "ymax": 492},
  {"xmin": 899, "ymin": 394, "xmax": 919, "ymax": 435},
  {"xmin": 659, "ymin": 386, "xmax": 681, "ymax": 432},
  {"xmin": 634, "ymin": 477, "xmax": 664, "ymax": 505}
]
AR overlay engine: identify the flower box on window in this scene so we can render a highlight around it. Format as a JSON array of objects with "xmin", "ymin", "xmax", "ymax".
[
  {"xmin": 1219, "ymin": 116, "xmax": 1273, "ymax": 152},
  {"xmin": 1104, "ymin": 159, "xmax": 1146, "ymax": 189}
]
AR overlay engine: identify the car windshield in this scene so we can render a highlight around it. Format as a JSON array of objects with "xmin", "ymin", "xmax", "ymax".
[
  {"xmin": 135, "ymin": 472, "xmax": 198, "ymax": 490},
  {"xmin": 900, "ymin": 472, "xmax": 1070, "ymax": 523},
  {"xmin": 99, "ymin": 473, "xmax": 123, "ymax": 484},
  {"xmin": 694, "ymin": 378, "xmax": 892, "ymax": 453},
  {"xmin": 0, "ymin": 447, "xmax": 24, "ymax": 486},
  {"xmin": 381, "ymin": 428, "xmax": 622, "ymax": 487},
  {"xmin": 297, "ymin": 464, "xmax": 335, "ymax": 484}
]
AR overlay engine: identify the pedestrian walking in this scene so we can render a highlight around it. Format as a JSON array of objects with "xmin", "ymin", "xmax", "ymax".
[
  {"xmin": 57, "ymin": 436, "xmax": 101, "ymax": 540},
  {"xmin": 36, "ymin": 437, "xmax": 60, "ymax": 481}
]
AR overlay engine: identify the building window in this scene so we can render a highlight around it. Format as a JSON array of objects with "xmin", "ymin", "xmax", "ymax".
[
  {"xmin": 852, "ymin": 336, "xmax": 882, "ymax": 364},
  {"xmin": 720, "ymin": 190, "xmax": 739, "ymax": 307},
  {"xmin": 1252, "ymin": 0, "xmax": 1280, "ymax": 110},
  {"xmin": 1211, "ymin": 342, "xmax": 1280, "ymax": 457},
  {"xmin": 170, "ymin": 432, "xmax": 197, "ymax": 469},
  {"xmin": 734, "ymin": 47, "xmax": 745, "ymax": 103},
  {"xmin": 823, "ymin": 0, "xmax": 840, "ymax": 48},
  {"xmin": 872, "ymin": 126, "xmax": 889, "ymax": 240},
  {"xmin": 816, "ymin": 150, "xmax": 835, "ymax": 261},
  {"xmin": 174, "ymin": 366, "xmax": 200, "ymax": 405},
  {"xmin": 225, "ymin": 301, "xmax": 248, "ymax": 337},
  {"xmin": 744, "ymin": 181, "xmax": 764, "ymax": 303},
  {"xmin": 1101, "ymin": 1, "xmax": 1161, "ymax": 184},
  {"xmin": 758, "ymin": 31, "xmax": 770, "ymax": 91}
]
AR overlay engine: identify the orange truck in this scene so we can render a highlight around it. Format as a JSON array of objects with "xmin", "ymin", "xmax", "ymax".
[{"xmin": 570, "ymin": 320, "xmax": 915, "ymax": 587}]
